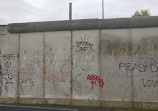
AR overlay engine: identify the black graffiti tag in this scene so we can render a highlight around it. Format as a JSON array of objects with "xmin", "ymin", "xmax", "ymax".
[
  {"xmin": 3, "ymin": 62, "xmax": 13, "ymax": 90},
  {"xmin": 142, "ymin": 79, "xmax": 158, "ymax": 88},
  {"xmin": 73, "ymin": 40, "xmax": 95, "ymax": 55},
  {"xmin": 119, "ymin": 62, "xmax": 158, "ymax": 73}
]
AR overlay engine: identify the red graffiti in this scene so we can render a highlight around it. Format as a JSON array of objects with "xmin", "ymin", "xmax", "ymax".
[{"xmin": 87, "ymin": 74, "xmax": 104, "ymax": 89}]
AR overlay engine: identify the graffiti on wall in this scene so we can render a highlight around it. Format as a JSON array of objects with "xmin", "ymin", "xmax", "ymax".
[
  {"xmin": 72, "ymin": 37, "xmax": 95, "ymax": 56},
  {"xmin": 19, "ymin": 55, "xmax": 43, "ymax": 93},
  {"xmin": 2, "ymin": 54, "xmax": 15, "ymax": 91},
  {"xmin": 117, "ymin": 60, "xmax": 158, "ymax": 78},
  {"xmin": 119, "ymin": 62, "xmax": 158, "ymax": 73},
  {"xmin": 73, "ymin": 55, "xmax": 96, "ymax": 81},
  {"xmin": 44, "ymin": 49, "xmax": 71, "ymax": 85},
  {"xmin": 3, "ymin": 61, "xmax": 13, "ymax": 90},
  {"xmin": 72, "ymin": 36, "xmax": 97, "ymax": 81},
  {"xmin": 87, "ymin": 74, "xmax": 104, "ymax": 89},
  {"xmin": 119, "ymin": 61, "xmax": 158, "ymax": 88},
  {"xmin": 2, "ymin": 54, "xmax": 15, "ymax": 61},
  {"xmin": 142, "ymin": 79, "xmax": 158, "ymax": 88}
]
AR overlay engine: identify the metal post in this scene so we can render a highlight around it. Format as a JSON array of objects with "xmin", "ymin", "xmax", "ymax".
[
  {"xmin": 102, "ymin": 0, "xmax": 104, "ymax": 19},
  {"xmin": 69, "ymin": 2, "xmax": 72, "ymax": 20}
]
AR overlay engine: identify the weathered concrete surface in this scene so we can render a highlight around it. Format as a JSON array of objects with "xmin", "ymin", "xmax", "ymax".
[
  {"xmin": 131, "ymin": 28, "xmax": 158, "ymax": 109},
  {"xmin": 101, "ymin": 28, "xmax": 158, "ymax": 108},
  {"xmin": 44, "ymin": 31, "xmax": 71, "ymax": 105},
  {"xmin": 7, "ymin": 16, "xmax": 158, "ymax": 33},
  {"xmin": 19, "ymin": 32, "xmax": 44, "ymax": 104},
  {"xmin": 2, "ymin": 17, "xmax": 158, "ymax": 110},
  {"xmin": 0, "ymin": 26, "xmax": 19, "ymax": 103},
  {"xmin": 131, "ymin": 28, "xmax": 158, "ymax": 103},
  {"xmin": 72, "ymin": 30, "xmax": 101, "ymax": 106},
  {"xmin": 101, "ymin": 29, "xmax": 132, "ymax": 108}
]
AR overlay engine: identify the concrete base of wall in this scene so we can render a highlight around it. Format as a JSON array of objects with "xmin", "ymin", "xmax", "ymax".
[
  {"xmin": 0, "ymin": 98, "xmax": 18, "ymax": 104},
  {"xmin": 19, "ymin": 98, "xmax": 43, "ymax": 104},
  {"xmin": 134, "ymin": 102, "xmax": 158, "ymax": 109},
  {"xmin": 100, "ymin": 101, "xmax": 132, "ymax": 108},
  {"xmin": 44, "ymin": 98, "xmax": 71, "ymax": 105},
  {"xmin": 71, "ymin": 99, "xmax": 100, "ymax": 107},
  {"xmin": 1, "ymin": 98, "xmax": 158, "ymax": 110},
  {"xmin": 1, "ymin": 104, "xmax": 158, "ymax": 111}
]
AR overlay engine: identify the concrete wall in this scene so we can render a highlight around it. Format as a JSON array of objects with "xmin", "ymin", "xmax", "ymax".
[
  {"xmin": 45, "ymin": 31, "xmax": 71, "ymax": 105},
  {"xmin": 1, "ymin": 17, "xmax": 158, "ymax": 109},
  {"xmin": 19, "ymin": 32, "xmax": 44, "ymax": 104},
  {"xmin": 0, "ymin": 26, "xmax": 19, "ymax": 103}
]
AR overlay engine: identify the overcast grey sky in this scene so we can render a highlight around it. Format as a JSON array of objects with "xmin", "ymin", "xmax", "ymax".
[{"xmin": 0, "ymin": 0, "xmax": 158, "ymax": 25}]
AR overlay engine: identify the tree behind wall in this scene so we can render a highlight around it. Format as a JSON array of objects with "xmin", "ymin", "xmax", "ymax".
[{"xmin": 132, "ymin": 10, "xmax": 150, "ymax": 17}]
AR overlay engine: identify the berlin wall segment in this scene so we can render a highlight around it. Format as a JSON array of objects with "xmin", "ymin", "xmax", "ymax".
[
  {"xmin": 2, "ymin": 17, "xmax": 158, "ymax": 108},
  {"xmin": 72, "ymin": 33, "xmax": 104, "ymax": 90},
  {"xmin": 2, "ymin": 53, "xmax": 16, "ymax": 95}
]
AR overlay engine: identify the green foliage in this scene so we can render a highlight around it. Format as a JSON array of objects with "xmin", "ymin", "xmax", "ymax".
[{"xmin": 132, "ymin": 10, "xmax": 150, "ymax": 17}]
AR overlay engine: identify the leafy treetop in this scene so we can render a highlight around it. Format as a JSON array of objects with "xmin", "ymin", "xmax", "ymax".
[{"xmin": 132, "ymin": 10, "xmax": 150, "ymax": 17}]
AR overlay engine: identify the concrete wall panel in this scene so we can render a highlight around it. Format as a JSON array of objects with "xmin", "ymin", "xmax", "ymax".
[
  {"xmin": 101, "ymin": 29, "xmax": 132, "ymax": 103},
  {"xmin": 44, "ymin": 31, "xmax": 71, "ymax": 104},
  {"xmin": 72, "ymin": 30, "xmax": 101, "ymax": 101},
  {"xmin": 131, "ymin": 28, "xmax": 158, "ymax": 103},
  {"xmin": 19, "ymin": 33, "xmax": 44, "ymax": 99},
  {"xmin": 0, "ymin": 26, "xmax": 19, "ymax": 103}
]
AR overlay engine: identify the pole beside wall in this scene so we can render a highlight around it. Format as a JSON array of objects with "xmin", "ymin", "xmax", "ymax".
[{"xmin": 69, "ymin": 3, "xmax": 72, "ymax": 20}]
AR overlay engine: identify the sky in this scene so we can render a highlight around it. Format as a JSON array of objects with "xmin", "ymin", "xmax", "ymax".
[{"xmin": 0, "ymin": 0, "xmax": 158, "ymax": 25}]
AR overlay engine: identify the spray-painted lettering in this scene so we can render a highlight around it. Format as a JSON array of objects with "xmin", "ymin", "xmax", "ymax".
[
  {"xmin": 119, "ymin": 62, "xmax": 158, "ymax": 72},
  {"xmin": 87, "ymin": 74, "xmax": 104, "ymax": 89},
  {"xmin": 2, "ymin": 54, "xmax": 15, "ymax": 61},
  {"xmin": 142, "ymin": 79, "xmax": 158, "ymax": 88}
]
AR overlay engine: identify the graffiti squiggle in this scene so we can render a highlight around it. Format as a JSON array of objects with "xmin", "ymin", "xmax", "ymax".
[
  {"xmin": 72, "ymin": 37, "xmax": 95, "ymax": 56},
  {"xmin": 3, "ymin": 61, "xmax": 13, "ymax": 90},
  {"xmin": 87, "ymin": 74, "xmax": 104, "ymax": 89}
]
